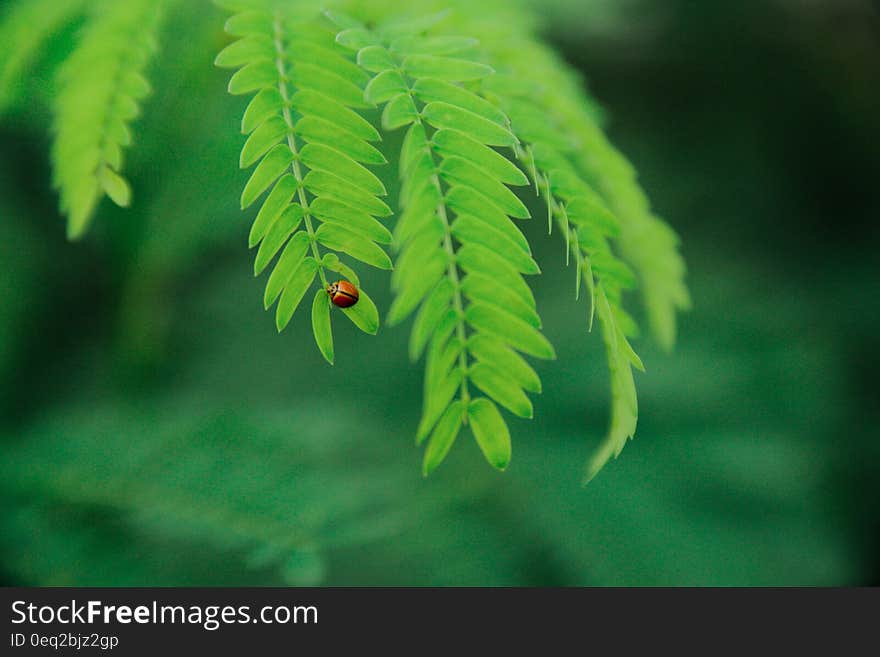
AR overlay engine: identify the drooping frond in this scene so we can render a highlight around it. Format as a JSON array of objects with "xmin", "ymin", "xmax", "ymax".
[
  {"xmin": 216, "ymin": 1, "xmax": 392, "ymax": 360},
  {"xmin": 0, "ymin": 0, "xmax": 85, "ymax": 113},
  {"xmin": 51, "ymin": 0, "xmax": 166, "ymax": 239},
  {"xmin": 332, "ymin": 11, "xmax": 554, "ymax": 474},
  {"xmin": 476, "ymin": 21, "xmax": 690, "ymax": 350},
  {"xmin": 466, "ymin": 31, "xmax": 649, "ymax": 481},
  {"xmin": 526, "ymin": 145, "xmax": 645, "ymax": 481}
]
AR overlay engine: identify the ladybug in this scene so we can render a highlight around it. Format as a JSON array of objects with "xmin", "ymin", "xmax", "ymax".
[{"xmin": 327, "ymin": 280, "xmax": 359, "ymax": 308}]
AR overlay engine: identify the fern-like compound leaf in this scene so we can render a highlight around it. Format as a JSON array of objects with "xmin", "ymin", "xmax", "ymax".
[
  {"xmin": 217, "ymin": 2, "xmax": 392, "ymax": 358},
  {"xmin": 334, "ymin": 14, "xmax": 552, "ymax": 474},
  {"xmin": 51, "ymin": 0, "xmax": 165, "ymax": 239}
]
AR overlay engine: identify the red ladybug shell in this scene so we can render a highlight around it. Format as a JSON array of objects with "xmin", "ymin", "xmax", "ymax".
[{"xmin": 327, "ymin": 280, "xmax": 359, "ymax": 308}]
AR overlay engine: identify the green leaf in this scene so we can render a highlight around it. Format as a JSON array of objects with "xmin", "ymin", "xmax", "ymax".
[
  {"xmin": 506, "ymin": 100, "xmax": 575, "ymax": 151},
  {"xmin": 287, "ymin": 42, "xmax": 370, "ymax": 88},
  {"xmin": 254, "ymin": 214, "xmax": 306, "ymax": 276},
  {"xmin": 395, "ymin": 187, "xmax": 442, "ymax": 247},
  {"xmin": 214, "ymin": 34, "xmax": 274, "ymax": 69},
  {"xmin": 391, "ymin": 36, "xmax": 479, "ymax": 57},
  {"xmin": 417, "ymin": 368, "xmax": 462, "ymax": 444},
  {"xmin": 228, "ymin": 61, "xmax": 276, "ymax": 95},
  {"xmin": 357, "ymin": 45, "xmax": 395, "ymax": 73},
  {"xmin": 241, "ymin": 144, "xmax": 294, "ymax": 209},
  {"xmin": 469, "ymin": 362, "xmax": 533, "ymax": 418},
  {"xmin": 426, "ymin": 332, "xmax": 463, "ymax": 391},
  {"xmin": 445, "ymin": 188, "xmax": 530, "ymax": 252},
  {"xmin": 440, "ymin": 157, "xmax": 530, "ymax": 218},
  {"xmin": 400, "ymin": 122, "xmax": 431, "ymax": 179},
  {"xmin": 413, "ymin": 78, "xmax": 507, "ymax": 126},
  {"xmin": 290, "ymin": 63, "xmax": 370, "ymax": 109},
  {"xmin": 422, "ymin": 102, "xmax": 517, "ymax": 147},
  {"xmin": 121, "ymin": 72, "xmax": 151, "ymax": 100},
  {"xmin": 400, "ymin": 151, "xmax": 436, "ymax": 201},
  {"xmin": 322, "ymin": 8, "xmax": 363, "ymax": 30},
  {"xmin": 290, "ymin": 89, "xmax": 380, "ymax": 142},
  {"xmin": 335, "ymin": 27, "xmax": 380, "ymax": 51},
  {"xmin": 400, "ymin": 157, "xmax": 438, "ymax": 208},
  {"xmin": 98, "ymin": 167, "xmax": 131, "ymax": 208},
  {"xmin": 273, "ymin": 257, "xmax": 318, "ymax": 326},
  {"xmin": 240, "ymin": 116, "xmax": 288, "ymax": 168},
  {"xmin": 382, "ymin": 93, "xmax": 419, "ymax": 131},
  {"xmin": 310, "ymin": 198, "xmax": 392, "ymax": 245},
  {"xmin": 460, "ymin": 274, "xmax": 542, "ymax": 330},
  {"xmin": 403, "ymin": 55, "xmax": 493, "ymax": 82},
  {"xmin": 429, "ymin": 308, "xmax": 461, "ymax": 356},
  {"xmin": 311, "ymin": 290, "xmax": 334, "ymax": 365},
  {"xmin": 451, "ymin": 215, "xmax": 539, "ymax": 275},
  {"xmin": 304, "ymin": 171, "xmax": 392, "ymax": 218},
  {"xmin": 548, "ymin": 168, "xmax": 593, "ymax": 200},
  {"xmin": 387, "ymin": 251, "xmax": 448, "ymax": 326},
  {"xmin": 321, "ymin": 252, "xmax": 360, "ymax": 287},
  {"xmin": 263, "ymin": 233, "xmax": 317, "ymax": 306},
  {"xmin": 432, "ymin": 129, "xmax": 527, "ymax": 186},
  {"xmin": 409, "ymin": 279, "xmax": 455, "ymax": 361},
  {"xmin": 314, "ymin": 223, "xmax": 392, "ymax": 270},
  {"xmin": 380, "ymin": 11, "xmax": 452, "ymax": 39},
  {"xmin": 590, "ymin": 251, "xmax": 638, "ymax": 290},
  {"xmin": 468, "ymin": 398, "xmax": 512, "ymax": 471},
  {"xmin": 566, "ymin": 194, "xmax": 619, "ymax": 237},
  {"xmin": 365, "ymin": 70, "xmax": 408, "ymax": 104},
  {"xmin": 583, "ymin": 287, "xmax": 641, "ymax": 483},
  {"xmin": 103, "ymin": 118, "xmax": 131, "ymax": 148},
  {"xmin": 224, "ymin": 10, "xmax": 273, "ymax": 38},
  {"xmin": 456, "ymin": 244, "xmax": 537, "ymax": 308},
  {"xmin": 63, "ymin": 181, "xmax": 99, "ymax": 240},
  {"xmin": 262, "ymin": 228, "xmax": 310, "ymax": 288},
  {"xmin": 391, "ymin": 225, "xmax": 445, "ymax": 290},
  {"xmin": 295, "ymin": 116, "xmax": 387, "ymax": 164},
  {"xmin": 468, "ymin": 334, "xmax": 542, "ymax": 393},
  {"xmin": 422, "ymin": 401, "xmax": 465, "ymax": 476},
  {"xmin": 465, "ymin": 303, "xmax": 556, "ymax": 360},
  {"xmin": 340, "ymin": 287, "xmax": 379, "ymax": 335},
  {"xmin": 242, "ymin": 87, "xmax": 284, "ymax": 134},
  {"xmin": 300, "ymin": 143, "xmax": 386, "ymax": 196},
  {"xmin": 249, "ymin": 175, "xmax": 299, "ymax": 247}
]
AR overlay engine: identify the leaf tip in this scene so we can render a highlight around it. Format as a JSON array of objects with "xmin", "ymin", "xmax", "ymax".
[{"xmin": 66, "ymin": 224, "xmax": 85, "ymax": 241}]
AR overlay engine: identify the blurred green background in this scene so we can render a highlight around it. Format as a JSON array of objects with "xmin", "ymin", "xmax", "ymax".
[{"xmin": 1, "ymin": 0, "xmax": 878, "ymax": 586}]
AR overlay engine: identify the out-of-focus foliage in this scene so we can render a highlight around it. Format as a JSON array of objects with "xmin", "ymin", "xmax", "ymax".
[
  {"xmin": 0, "ymin": 0, "xmax": 878, "ymax": 585},
  {"xmin": 0, "ymin": 0, "xmax": 84, "ymax": 112},
  {"xmin": 52, "ymin": 0, "xmax": 166, "ymax": 238}
]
